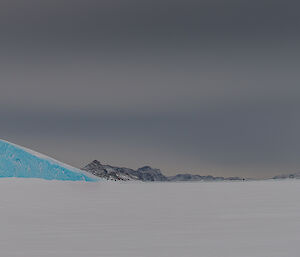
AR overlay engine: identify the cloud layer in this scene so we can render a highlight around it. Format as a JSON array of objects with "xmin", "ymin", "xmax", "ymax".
[{"xmin": 0, "ymin": 0, "xmax": 299, "ymax": 178}]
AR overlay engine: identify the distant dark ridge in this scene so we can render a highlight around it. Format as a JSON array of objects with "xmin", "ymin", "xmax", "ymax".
[
  {"xmin": 82, "ymin": 160, "xmax": 245, "ymax": 182},
  {"xmin": 167, "ymin": 173, "xmax": 244, "ymax": 182},
  {"xmin": 272, "ymin": 172, "xmax": 300, "ymax": 180}
]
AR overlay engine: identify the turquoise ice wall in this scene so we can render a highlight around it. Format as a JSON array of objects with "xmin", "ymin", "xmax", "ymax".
[{"xmin": 0, "ymin": 140, "xmax": 97, "ymax": 181}]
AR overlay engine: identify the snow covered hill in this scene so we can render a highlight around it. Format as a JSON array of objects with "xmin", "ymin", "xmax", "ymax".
[{"xmin": 0, "ymin": 139, "xmax": 97, "ymax": 181}]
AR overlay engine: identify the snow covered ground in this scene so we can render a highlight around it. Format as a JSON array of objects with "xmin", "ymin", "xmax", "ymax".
[{"xmin": 0, "ymin": 179, "xmax": 299, "ymax": 257}]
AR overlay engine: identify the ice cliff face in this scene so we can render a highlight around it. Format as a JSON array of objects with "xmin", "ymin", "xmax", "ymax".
[{"xmin": 0, "ymin": 139, "xmax": 97, "ymax": 181}]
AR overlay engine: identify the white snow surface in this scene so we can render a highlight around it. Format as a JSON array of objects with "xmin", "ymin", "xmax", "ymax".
[{"xmin": 0, "ymin": 179, "xmax": 300, "ymax": 257}]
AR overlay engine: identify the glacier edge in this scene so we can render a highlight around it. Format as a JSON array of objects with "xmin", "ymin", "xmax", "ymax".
[{"xmin": 0, "ymin": 139, "xmax": 98, "ymax": 181}]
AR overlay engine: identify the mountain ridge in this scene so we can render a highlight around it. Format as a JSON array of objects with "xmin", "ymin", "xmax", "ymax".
[
  {"xmin": 272, "ymin": 171, "xmax": 300, "ymax": 180},
  {"xmin": 82, "ymin": 160, "xmax": 245, "ymax": 182}
]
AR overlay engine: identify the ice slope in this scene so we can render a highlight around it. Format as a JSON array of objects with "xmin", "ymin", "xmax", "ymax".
[{"xmin": 0, "ymin": 139, "xmax": 97, "ymax": 181}]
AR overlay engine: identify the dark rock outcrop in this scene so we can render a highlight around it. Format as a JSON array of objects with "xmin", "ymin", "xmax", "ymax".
[
  {"xmin": 82, "ymin": 160, "xmax": 138, "ymax": 181},
  {"xmin": 136, "ymin": 166, "xmax": 168, "ymax": 181},
  {"xmin": 82, "ymin": 161, "xmax": 167, "ymax": 181},
  {"xmin": 167, "ymin": 174, "xmax": 244, "ymax": 182}
]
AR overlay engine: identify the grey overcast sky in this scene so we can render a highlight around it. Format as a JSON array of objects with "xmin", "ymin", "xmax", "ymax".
[{"xmin": 0, "ymin": 0, "xmax": 300, "ymax": 178}]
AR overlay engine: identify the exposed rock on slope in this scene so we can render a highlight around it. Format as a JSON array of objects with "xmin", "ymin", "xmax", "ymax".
[
  {"xmin": 136, "ymin": 166, "xmax": 168, "ymax": 181},
  {"xmin": 83, "ymin": 160, "xmax": 168, "ymax": 181},
  {"xmin": 82, "ymin": 160, "xmax": 138, "ymax": 181}
]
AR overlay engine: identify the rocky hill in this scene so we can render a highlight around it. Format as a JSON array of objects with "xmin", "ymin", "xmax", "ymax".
[
  {"xmin": 82, "ymin": 160, "xmax": 244, "ymax": 182},
  {"xmin": 82, "ymin": 160, "xmax": 168, "ymax": 181}
]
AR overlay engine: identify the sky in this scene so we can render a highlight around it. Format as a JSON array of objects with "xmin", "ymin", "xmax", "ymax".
[{"xmin": 0, "ymin": 0, "xmax": 300, "ymax": 178}]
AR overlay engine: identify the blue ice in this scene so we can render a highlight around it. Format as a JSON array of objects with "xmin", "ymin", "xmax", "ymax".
[{"xmin": 0, "ymin": 140, "xmax": 97, "ymax": 181}]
